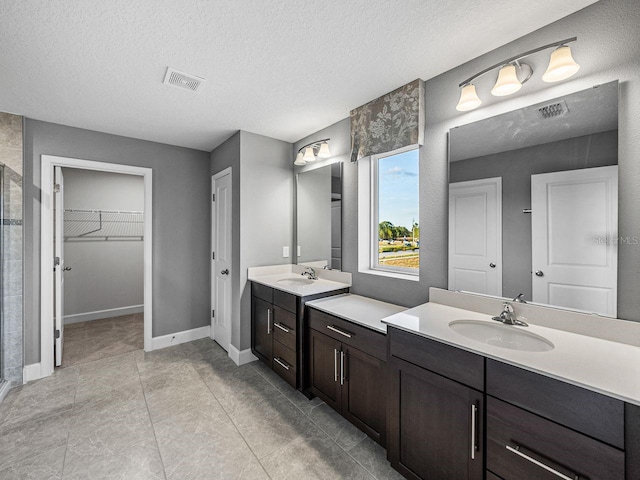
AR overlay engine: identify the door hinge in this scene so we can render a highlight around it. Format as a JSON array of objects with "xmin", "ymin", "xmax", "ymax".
[
  {"xmin": 212, "ymin": 193, "xmax": 215, "ymax": 202},
  {"xmin": 54, "ymin": 183, "xmax": 61, "ymax": 193},
  {"xmin": 54, "ymin": 256, "xmax": 60, "ymax": 266},
  {"xmin": 212, "ymin": 309, "xmax": 215, "ymax": 317},
  {"xmin": 55, "ymin": 329, "xmax": 60, "ymax": 339},
  {"xmin": 212, "ymin": 252, "xmax": 215, "ymax": 260}
]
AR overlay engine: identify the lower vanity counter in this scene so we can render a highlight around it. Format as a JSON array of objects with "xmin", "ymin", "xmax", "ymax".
[
  {"xmin": 381, "ymin": 301, "xmax": 640, "ymax": 480},
  {"xmin": 305, "ymin": 294, "xmax": 405, "ymax": 447}
]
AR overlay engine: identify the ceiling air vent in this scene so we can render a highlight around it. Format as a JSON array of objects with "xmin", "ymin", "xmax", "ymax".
[
  {"xmin": 163, "ymin": 67, "xmax": 205, "ymax": 92},
  {"xmin": 537, "ymin": 100, "xmax": 569, "ymax": 120}
]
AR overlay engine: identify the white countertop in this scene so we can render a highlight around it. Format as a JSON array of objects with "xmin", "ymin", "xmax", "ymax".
[
  {"xmin": 306, "ymin": 294, "xmax": 406, "ymax": 334},
  {"xmin": 248, "ymin": 265, "xmax": 351, "ymax": 297},
  {"xmin": 383, "ymin": 302, "xmax": 640, "ymax": 406}
]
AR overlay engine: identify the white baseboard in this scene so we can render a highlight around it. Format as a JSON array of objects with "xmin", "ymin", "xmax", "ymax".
[
  {"xmin": 23, "ymin": 363, "xmax": 43, "ymax": 383},
  {"xmin": 151, "ymin": 325, "xmax": 211, "ymax": 351},
  {"xmin": 64, "ymin": 305, "xmax": 144, "ymax": 324},
  {"xmin": 228, "ymin": 345, "xmax": 258, "ymax": 366},
  {"xmin": 0, "ymin": 379, "xmax": 13, "ymax": 404}
]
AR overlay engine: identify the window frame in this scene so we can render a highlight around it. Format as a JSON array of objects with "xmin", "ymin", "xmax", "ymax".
[{"xmin": 369, "ymin": 145, "xmax": 420, "ymax": 277}]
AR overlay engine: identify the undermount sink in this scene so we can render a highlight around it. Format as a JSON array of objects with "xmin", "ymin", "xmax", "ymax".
[
  {"xmin": 449, "ymin": 320, "xmax": 554, "ymax": 352},
  {"xmin": 276, "ymin": 277, "xmax": 314, "ymax": 286}
]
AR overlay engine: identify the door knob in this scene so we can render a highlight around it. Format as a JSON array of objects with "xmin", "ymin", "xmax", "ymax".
[
  {"xmin": 489, "ymin": 263, "xmax": 496, "ymax": 268},
  {"xmin": 535, "ymin": 270, "xmax": 544, "ymax": 277},
  {"xmin": 63, "ymin": 266, "xmax": 72, "ymax": 272},
  {"xmin": 220, "ymin": 269, "xmax": 229, "ymax": 275}
]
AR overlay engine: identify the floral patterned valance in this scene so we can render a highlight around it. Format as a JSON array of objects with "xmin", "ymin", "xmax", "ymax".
[{"xmin": 350, "ymin": 79, "xmax": 424, "ymax": 163}]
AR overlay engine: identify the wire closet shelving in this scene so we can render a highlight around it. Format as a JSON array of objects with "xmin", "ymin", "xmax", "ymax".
[{"xmin": 63, "ymin": 209, "xmax": 144, "ymax": 241}]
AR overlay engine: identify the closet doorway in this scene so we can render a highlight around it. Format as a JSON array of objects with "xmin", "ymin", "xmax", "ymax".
[{"xmin": 40, "ymin": 156, "xmax": 152, "ymax": 379}]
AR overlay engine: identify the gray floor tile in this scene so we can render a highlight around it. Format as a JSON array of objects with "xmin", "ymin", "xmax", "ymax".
[
  {"xmin": 62, "ymin": 443, "xmax": 165, "ymax": 480},
  {"xmin": 260, "ymin": 433, "xmax": 375, "ymax": 480},
  {"xmin": 144, "ymin": 379, "xmax": 219, "ymax": 423},
  {"xmin": 0, "ymin": 411, "xmax": 73, "ymax": 471},
  {"xmin": 308, "ymin": 403, "xmax": 368, "ymax": 451},
  {"xmin": 0, "ymin": 445, "xmax": 66, "ymax": 480},
  {"xmin": 347, "ymin": 436, "xmax": 404, "ymax": 480}
]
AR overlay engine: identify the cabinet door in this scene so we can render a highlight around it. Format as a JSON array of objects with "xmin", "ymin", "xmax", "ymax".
[
  {"xmin": 387, "ymin": 357, "xmax": 483, "ymax": 480},
  {"xmin": 341, "ymin": 345, "xmax": 386, "ymax": 446},
  {"xmin": 252, "ymin": 296, "xmax": 272, "ymax": 365},
  {"xmin": 309, "ymin": 328, "xmax": 342, "ymax": 411}
]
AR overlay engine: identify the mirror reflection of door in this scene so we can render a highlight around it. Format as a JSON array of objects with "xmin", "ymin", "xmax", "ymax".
[
  {"xmin": 449, "ymin": 178, "xmax": 502, "ymax": 296},
  {"xmin": 531, "ymin": 166, "xmax": 618, "ymax": 316}
]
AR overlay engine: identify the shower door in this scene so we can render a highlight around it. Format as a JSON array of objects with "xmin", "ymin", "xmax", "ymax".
[{"xmin": 0, "ymin": 164, "xmax": 4, "ymax": 382}]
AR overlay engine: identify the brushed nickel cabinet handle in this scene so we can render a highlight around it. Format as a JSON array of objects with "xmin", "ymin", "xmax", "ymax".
[
  {"xmin": 470, "ymin": 403, "xmax": 477, "ymax": 460},
  {"xmin": 506, "ymin": 445, "xmax": 576, "ymax": 480},
  {"xmin": 340, "ymin": 351, "xmax": 345, "ymax": 385},
  {"xmin": 334, "ymin": 348, "xmax": 339, "ymax": 382},
  {"xmin": 267, "ymin": 308, "xmax": 271, "ymax": 335},
  {"xmin": 274, "ymin": 322, "xmax": 290, "ymax": 333},
  {"xmin": 274, "ymin": 357, "xmax": 290, "ymax": 371},
  {"xmin": 327, "ymin": 325, "xmax": 352, "ymax": 338}
]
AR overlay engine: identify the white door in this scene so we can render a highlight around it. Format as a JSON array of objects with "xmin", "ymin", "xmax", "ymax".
[
  {"xmin": 531, "ymin": 166, "xmax": 618, "ymax": 316},
  {"xmin": 211, "ymin": 171, "xmax": 232, "ymax": 351},
  {"xmin": 54, "ymin": 167, "xmax": 65, "ymax": 366},
  {"xmin": 449, "ymin": 178, "xmax": 502, "ymax": 296}
]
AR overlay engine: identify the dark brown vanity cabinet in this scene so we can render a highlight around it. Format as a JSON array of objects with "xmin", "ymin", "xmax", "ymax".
[
  {"xmin": 251, "ymin": 282, "xmax": 348, "ymax": 389},
  {"xmin": 386, "ymin": 327, "xmax": 484, "ymax": 480},
  {"xmin": 486, "ymin": 359, "xmax": 626, "ymax": 480},
  {"xmin": 307, "ymin": 307, "xmax": 387, "ymax": 445}
]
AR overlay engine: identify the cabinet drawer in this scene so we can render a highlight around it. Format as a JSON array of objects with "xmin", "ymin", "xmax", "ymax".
[
  {"xmin": 252, "ymin": 282, "xmax": 273, "ymax": 303},
  {"xmin": 273, "ymin": 341, "xmax": 296, "ymax": 387},
  {"xmin": 273, "ymin": 306, "xmax": 296, "ymax": 351},
  {"xmin": 487, "ymin": 397, "xmax": 624, "ymax": 480},
  {"xmin": 487, "ymin": 359, "xmax": 624, "ymax": 449},
  {"xmin": 274, "ymin": 289, "xmax": 297, "ymax": 313},
  {"xmin": 308, "ymin": 308, "xmax": 386, "ymax": 361},
  {"xmin": 388, "ymin": 327, "xmax": 484, "ymax": 391}
]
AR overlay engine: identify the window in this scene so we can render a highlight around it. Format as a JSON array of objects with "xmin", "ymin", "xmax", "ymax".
[{"xmin": 373, "ymin": 147, "xmax": 419, "ymax": 274}]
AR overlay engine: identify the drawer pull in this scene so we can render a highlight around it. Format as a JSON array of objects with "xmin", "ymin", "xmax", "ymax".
[
  {"xmin": 327, "ymin": 325, "xmax": 353, "ymax": 338},
  {"xmin": 274, "ymin": 357, "xmax": 290, "ymax": 371},
  {"xmin": 340, "ymin": 350, "xmax": 346, "ymax": 385},
  {"xmin": 267, "ymin": 308, "xmax": 271, "ymax": 335},
  {"xmin": 470, "ymin": 403, "xmax": 477, "ymax": 460},
  {"xmin": 506, "ymin": 445, "xmax": 577, "ymax": 480},
  {"xmin": 274, "ymin": 322, "xmax": 290, "ymax": 333},
  {"xmin": 334, "ymin": 348, "xmax": 339, "ymax": 382}
]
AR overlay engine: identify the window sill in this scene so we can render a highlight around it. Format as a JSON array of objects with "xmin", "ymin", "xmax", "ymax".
[{"xmin": 358, "ymin": 267, "xmax": 420, "ymax": 282}]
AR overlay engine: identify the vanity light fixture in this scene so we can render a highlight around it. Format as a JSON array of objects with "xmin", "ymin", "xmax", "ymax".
[
  {"xmin": 456, "ymin": 37, "xmax": 579, "ymax": 112},
  {"xmin": 294, "ymin": 138, "xmax": 331, "ymax": 165}
]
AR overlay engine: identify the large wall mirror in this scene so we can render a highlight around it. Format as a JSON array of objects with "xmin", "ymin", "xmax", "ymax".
[
  {"xmin": 296, "ymin": 162, "xmax": 342, "ymax": 270},
  {"xmin": 448, "ymin": 81, "xmax": 618, "ymax": 316}
]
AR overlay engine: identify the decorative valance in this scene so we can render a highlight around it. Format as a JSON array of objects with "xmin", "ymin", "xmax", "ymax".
[{"xmin": 350, "ymin": 79, "xmax": 424, "ymax": 163}]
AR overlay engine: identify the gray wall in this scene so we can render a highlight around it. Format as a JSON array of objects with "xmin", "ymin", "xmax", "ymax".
[
  {"xmin": 62, "ymin": 168, "xmax": 144, "ymax": 319},
  {"xmin": 450, "ymin": 130, "xmax": 618, "ymax": 300},
  {"xmin": 239, "ymin": 131, "xmax": 292, "ymax": 350},
  {"xmin": 293, "ymin": 0, "xmax": 640, "ymax": 321},
  {"xmin": 210, "ymin": 130, "xmax": 293, "ymax": 351},
  {"xmin": 24, "ymin": 119, "xmax": 211, "ymax": 364}
]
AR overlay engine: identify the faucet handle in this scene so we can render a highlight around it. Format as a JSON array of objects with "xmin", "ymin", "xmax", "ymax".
[{"xmin": 502, "ymin": 302, "xmax": 514, "ymax": 312}]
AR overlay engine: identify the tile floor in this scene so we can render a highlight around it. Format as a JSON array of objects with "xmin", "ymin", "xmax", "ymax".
[
  {"xmin": 61, "ymin": 314, "xmax": 144, "ymax": 368},
  {"xmin": 0, "ymin": 337, "xmax": 404, "ymax": 479}
]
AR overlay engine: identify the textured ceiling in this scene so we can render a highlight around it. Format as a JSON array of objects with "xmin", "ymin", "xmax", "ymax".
[{"xmin": 0, "ymin": 0, "xmax": 598, "ymax": 151}]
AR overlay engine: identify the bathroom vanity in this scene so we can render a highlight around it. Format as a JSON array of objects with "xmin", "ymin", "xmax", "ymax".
[
  {"xmin": 248, "ymin": 265, "xmax": 350, "ymax": 389},
  {"xmin": 383, "ymin": 290, "xmax": 640, "ymax": 480}
]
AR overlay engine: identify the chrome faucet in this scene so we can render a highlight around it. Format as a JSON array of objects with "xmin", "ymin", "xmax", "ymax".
[
  {"xmin": 512, "ymin": 293, "xmax": 527, "ymax": 303},
  {"xmin": 301, "ymin": 267, "xmax": 318, "ymax": 280},
  {"xmin": 492, "ymin": 302, "xmax": 528, "ymax": 327}
]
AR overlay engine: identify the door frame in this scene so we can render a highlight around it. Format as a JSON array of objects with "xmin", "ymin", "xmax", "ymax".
[
  {"xmin": 40, "ymin": 155, "xmax": 153, "ymax": 378},
  {"xmin": 211, "ymin": 167, "xmax": 232, "ymax": 348}
]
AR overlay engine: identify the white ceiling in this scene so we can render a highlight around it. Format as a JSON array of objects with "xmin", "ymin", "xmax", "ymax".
[{"xmin": 0, "ymin": 0, "xmax": 598, "ymax": 152}]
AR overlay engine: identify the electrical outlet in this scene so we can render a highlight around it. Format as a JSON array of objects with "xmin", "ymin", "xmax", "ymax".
[{"xmin": 282, "ymin": 246, "xmax": 289, "ymax": 258}]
